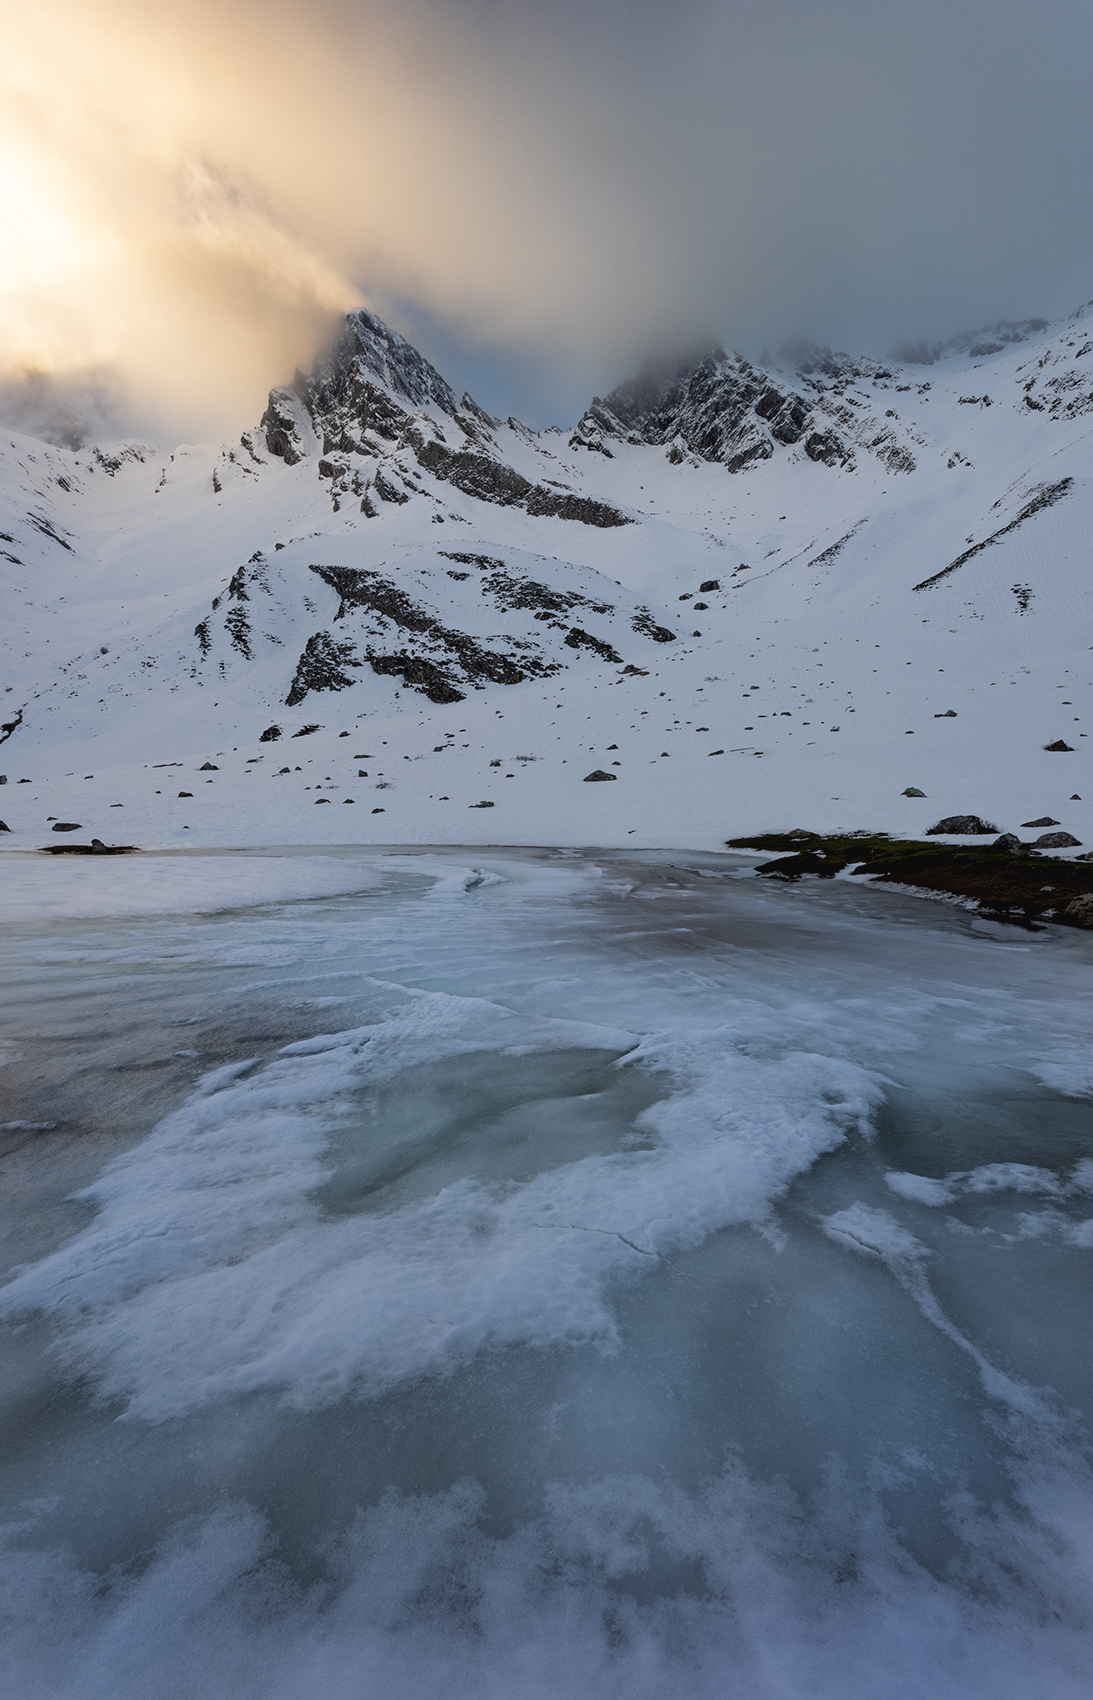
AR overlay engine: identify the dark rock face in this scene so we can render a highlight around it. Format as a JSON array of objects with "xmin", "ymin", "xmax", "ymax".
[
  {"xmin": 199, "ymin": 761, "xmax": 218, "ymax": 771},
  {"xmin": 927, "ymin": 815, "xmax": 999, "ymax": 835},
  {"xmin": 803, "ymin": 431, "xmax": 848, "ymax": 466},
  {"xmin": 699, "ymin": 580, "xmax": 720, "ymax": 593},
  {"xmin": 1032, "ymin": 831, "xmax": 1082, "ymax": 848},
  {"xmin": 259, "ymin": 726, "xmax": 282, "ymax": 742},
  {"xmin": 416, "ymin": 442, "xmax": 629, "ymax": 527},
  {"xmin": 1045, "ymin": 739, "xmax": 1074, "ymax": 752},
  {"xmin": 631, "ymin": 609, "xmax": 676, "ymax": 643},
  {"xmin": 367, "ymin": 654, "xmax": 465, "ymax": 704},
  {"xmin": 1021, "ymin": 816, "xmax": 1059, "ymax": 827},
  {"xmin": 52, "ymin": 821, "xmax": 81, "ymax": 831},
  {"xmin": 583, "ymin": 770, "xmax": 617, "ymax": 782},
  {"xmin": 902, "ymin": 787, "xmax": 927, "ymax": 797},
  {"xmin": 323, "ymin": 312, "xmax": 460, "ymax": 415},
  {"xmin": 261, "ymin": 310, "xmax": 631, "ymax": 528},
  {"xmin": 569, "ymin": 348, "xmax": 815, "ymax": 472},
  {"xmin": 260, "ymin": 389, "xmax": 310, "ymax": 465},
  {"xmin": 286, "ymin": 632, "xmax": 363, "ymax": 706},
  {"xmin": 0, "ymin": 820, "xmax": 9, "ymax": 831},
  {"xmin": 306, "ymin": 562, "xmax": 556, "ymax": 699},
  {"xmin": 564, "ymin": 627, "xmax": 622, "ymax": 663}
]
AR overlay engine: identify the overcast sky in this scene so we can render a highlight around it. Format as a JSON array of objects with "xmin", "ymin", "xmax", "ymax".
[{"xmin": 3, "ymin": 0, "xmax": 1092, "ymax": 438}]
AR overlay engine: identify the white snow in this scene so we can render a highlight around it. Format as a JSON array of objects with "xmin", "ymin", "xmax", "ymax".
[{"xmin": 2, "ymin": 304, "xmax": 1092, "ymax": 856}]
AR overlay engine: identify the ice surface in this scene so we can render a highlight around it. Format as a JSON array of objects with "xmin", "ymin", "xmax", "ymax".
[
  {"xmin": 0, "ymin": 852, "xmax": 384, "ymax": 920},
  {"xmin": 1, "ymin": 850, "xmax": 1092, "ymax": 1699}
]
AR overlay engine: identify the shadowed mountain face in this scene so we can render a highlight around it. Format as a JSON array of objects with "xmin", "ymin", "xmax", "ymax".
[
  {"xmin": 1, "ymin": 298, "xmax": 1092, "ymax": 856},
  {"xmin": 569, "ymin": 345, "xmax": 849, "ymax": 470}
]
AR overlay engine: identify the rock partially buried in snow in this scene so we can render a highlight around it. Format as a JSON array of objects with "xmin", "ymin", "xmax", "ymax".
[
  {"xmin": 926, "ymin": 815, "xmax": 998, "ymax": 835},
  {"xmin": 51, "ymin": 822, "xmax": 81, "ymax": 832},
  {"xmin": 1031, "ymin": 831, "xmax": 1082, "ymax": 848},
  {"xmin": 1021, "ymin": 816, "xmax": 1060, "ymax": 828},
  {"xmin": 583, "ymin": 770, "xmax": 618, "ymax": 782},
  {"xmin": 1044, "ymin": 740, "xmax": 1074, "ymax": 752},
  {"xmin": 259, "ymin": 725, "xmax": 282, "ymax": 742},
  {"xmin": 469, "ymin": 800, "xmax": 495, "ymax": 808},
  {"xmin": 902, "ymin": 787, "xmax": 926, "ymax": 797},
  {"xmin": 0, "ymin": 820, "xmax": 9, "ymax": 832},
  {"xmin": 199, "ymin": 762, "xmax": 218, "ymax": 771},
  {"xmin": 993, "ymin": 833, "xmax": 1024, "ymax": 852}
]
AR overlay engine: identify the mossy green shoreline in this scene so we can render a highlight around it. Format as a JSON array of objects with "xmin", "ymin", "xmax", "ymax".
[{"xmin": 727, "ymin": 832, "xmax": 1093, "ymax": 929}]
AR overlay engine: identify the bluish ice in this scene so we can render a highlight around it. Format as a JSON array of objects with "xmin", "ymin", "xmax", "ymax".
[{"xmin": 1, "ymin": 848, "xmax": 1091, "ymax": 1699}]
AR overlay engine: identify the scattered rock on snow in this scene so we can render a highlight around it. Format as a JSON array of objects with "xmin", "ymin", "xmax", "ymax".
[
  {"xmin": 583, "ymin": 770, "xmax": 617, "ymax": 782},
  {"xmin": 926, "ymin": 815, "xmax": 998, "ymax": 835},
  {"xmin": 1021, "ymin": 816, "xmax": 1059, "ymax": 827},
  {"xmin": 259, "ymin": 725, "xmax": 282, "ymax": 742},
  {"xmin": 52, "ymin": 822, "xmax": 81, "ymax": 831},
  {"xmin": 1032, "ymin": 831, "xmax": 1081, "ymax": 848},
  {"xmin": 199, "ymin": 762, "xmax": 218, "ymax": 771},
  {"xmin": 933, "ymin": 710, "xmax": 957, "ymax": 717},
  {"xmin": 902, "ymin": 787, "xmax": 926, "ymax": 797},
  {"xmin": 1044, "ymin": 740, "xmax": 1074, "ymax": 752},
  {"xmin": 469, "ymin": 800, "xmax": 495, "ymax": 807},
  {"xmin": 992, "ymin": 833, "xmax": 1024, "ymax": 852}
]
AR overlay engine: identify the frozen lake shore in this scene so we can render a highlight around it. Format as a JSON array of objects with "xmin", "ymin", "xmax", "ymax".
[{"xmin": 2, "ymin": 847, "xmax": 1092, "ymax": 1698}]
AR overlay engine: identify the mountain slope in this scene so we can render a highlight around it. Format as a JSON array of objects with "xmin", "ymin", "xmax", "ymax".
[{"xmin": 1, "ymin": 303, "xmax": 1091, "ymax": 855}]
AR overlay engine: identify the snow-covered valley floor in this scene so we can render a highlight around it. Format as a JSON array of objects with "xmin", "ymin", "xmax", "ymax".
[
  {"xmin": 2, "ymin": 305, "xmax": 1091, "ymax": 857},
  {"xmin": 2, "ymin": 850, "xmax": 1092, "ymax": 1699}
]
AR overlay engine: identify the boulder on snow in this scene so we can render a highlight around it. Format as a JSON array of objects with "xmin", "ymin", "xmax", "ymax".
[
  {"xmin": 178, "ymin": 791, "xmax": 193, "ymax": 798},
  {"xmin": 902, "ymin": 787, "xmax": 926, "ymax": 797},
  {"xmin": 583, "ymin": 770, "xmax": 618, "ymax": 782},
  {"xmin": 259, "ymin": 725, "xmax": 282, "ymax": 742},
  {"xmin": 0, "ymin": 820, "xmax": 9, "ymax": 832},
  {"xmin": 1031, "ymin": 831, "xmax": 1081, "ymax": 849},
  {"xmin": 469, "ymin": 800, "xmax": 495, "ymax": 808},
  {"xmin": 1020, "ymin": 816, "xmax": 1059, "ymax": 828},
  {"xmin": 699, "ymin": 580, "xmax": 720, "ymax": 592},
  {"xmin": 926, "ymin": 815, "xmax": 998, "ymax": 835},
  {"xmin": 52, "ymin": 822, "xmax": 81, "ymax": 831},
  {"xmin": 1063, "ymin": 895, "xmax": 1093, "ymax": 927},
  {"xmin": 199, "ymin": 762, "xmax": 218, "ymax": 771},
  {"xmin": 1044, "ymin": 740, "xmax": 1074, "ymax": 752},
  {"xmin": 992, "ymin": 833, "xmax": 1024, "ymax": 852},
  {"xmin": 933, "ymin": 710, "xmax": 957, "ymax": 717}
]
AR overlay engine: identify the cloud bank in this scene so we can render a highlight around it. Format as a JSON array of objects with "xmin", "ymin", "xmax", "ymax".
[{"xmin": 2, "ymin": 0, "xmax": 1091, "ymax": 438}]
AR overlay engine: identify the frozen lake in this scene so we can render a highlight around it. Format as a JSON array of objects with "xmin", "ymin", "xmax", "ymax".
[{"xmin": 2, "ymin": 847, "xmax": 1092, "ymax": 1698}]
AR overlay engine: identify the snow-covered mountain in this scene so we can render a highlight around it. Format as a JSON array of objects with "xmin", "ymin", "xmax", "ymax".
[{"xmin": 1, "ymin": 302, "xmax": 1091, "ymax": 853}]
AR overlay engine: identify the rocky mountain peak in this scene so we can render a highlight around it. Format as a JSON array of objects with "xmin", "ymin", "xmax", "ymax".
[{"xmin": 330, "ymin": 312, "xmax": 459, "ymax": 415}]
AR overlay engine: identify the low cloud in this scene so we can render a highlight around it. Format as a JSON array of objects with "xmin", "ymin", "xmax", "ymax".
[{"xmin": 3, "ymin": 0, "xmax": 1091, "ymax": 439}]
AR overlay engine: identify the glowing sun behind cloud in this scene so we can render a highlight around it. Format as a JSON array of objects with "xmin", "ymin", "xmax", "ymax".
[{"xmin": 1, "ymin": 0, "xmax": 1091, "ymax": 443}]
